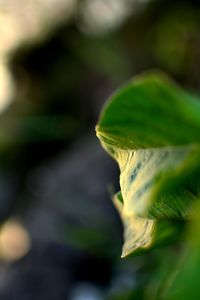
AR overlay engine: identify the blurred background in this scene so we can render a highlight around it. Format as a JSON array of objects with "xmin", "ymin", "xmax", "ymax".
[{"xmin": 0, "ymin": 0, "xmax": 200, "ymax": 299}]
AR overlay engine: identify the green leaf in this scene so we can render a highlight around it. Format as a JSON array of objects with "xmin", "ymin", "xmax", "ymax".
[
  {"xmin": 96, "ymin": 72, "xmax": 200, "ymax": 151},
  {"xmin": 96, "ymin": 72, "xmax": 200, "ymax": 256},
  {"xmin": 161, "ymin": 206, "xmax": 200, "ymax": 300}
]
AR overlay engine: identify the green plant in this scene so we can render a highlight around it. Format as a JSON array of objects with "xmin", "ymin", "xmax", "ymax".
[{"xmin": 96, "ymin": 72, "xmax": 200, "ymax": 299}]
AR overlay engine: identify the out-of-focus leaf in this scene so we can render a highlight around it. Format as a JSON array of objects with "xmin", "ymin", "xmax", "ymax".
[
  {"xmin": 96, "ymin": 72, "xmax": 200, "ymax": 256},
  {"xmin": 67, "ymin": 35, "xmax": 130, "ymax": 80},
  {"xmin": 162, "ymin": 205, "xmax": 200, "ymax": 300},
  {"xmin": 0, "ymin": 115, "xmax": 79, "ymax": 147}
]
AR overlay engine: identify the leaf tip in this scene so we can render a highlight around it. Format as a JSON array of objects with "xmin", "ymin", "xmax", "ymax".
[{"xmin": 121, "ymin": 249, "xmax": 131, "ymax": 258}]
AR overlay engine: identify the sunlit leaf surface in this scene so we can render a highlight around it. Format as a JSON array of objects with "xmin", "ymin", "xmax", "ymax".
[{"xmin": 113, "ymin": 192, "xmax": 155, "ymax": 257}]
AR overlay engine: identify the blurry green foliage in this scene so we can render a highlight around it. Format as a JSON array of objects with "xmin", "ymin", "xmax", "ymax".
[
  {"xmin": 151, "ymin": 6, "xmax": 200, "ymax": 75},
  {"xmin": 1, "ymin": 0, "xmax": 200, "ymax": 298}
]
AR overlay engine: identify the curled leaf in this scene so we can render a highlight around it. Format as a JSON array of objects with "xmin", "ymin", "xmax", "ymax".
[{"xmin": 96, "ymin": 72, "xmax": 200, "ymax": 256}]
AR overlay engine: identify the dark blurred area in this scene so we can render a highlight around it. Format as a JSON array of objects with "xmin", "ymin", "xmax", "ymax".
[{"xmin": 0, "ymin": 0, "xmax": 200, "ymax": 299}]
